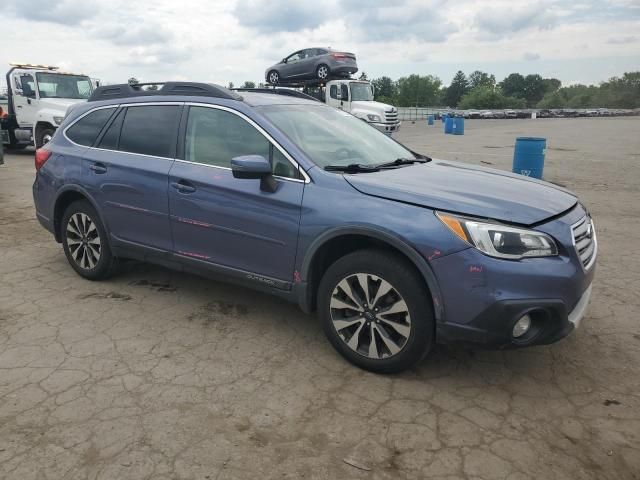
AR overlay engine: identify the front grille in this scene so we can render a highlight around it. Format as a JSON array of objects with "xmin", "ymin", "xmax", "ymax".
[
  {"xmin": 385, "ymin": 111, "xmax": 398, "ymax": 123},
  {"xmin": 571, "ymin": 215, "xmax": 597, "ymax": 270}
]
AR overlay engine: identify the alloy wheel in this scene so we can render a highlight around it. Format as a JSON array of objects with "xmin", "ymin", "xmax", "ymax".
[
  {"xmin": 269, "ymin": 72, "xmax": 279, "ymax": 84},
  {"xmin": 317, "ymin": 66, "xmax": 329, "ymax": 79},
  {"xmin": 329, "ymin": 273, "xmax": 411, "ymax": 359},
  {"xmin": 66, "ymin": 212, "xmax": 101, "ymax": 270}
]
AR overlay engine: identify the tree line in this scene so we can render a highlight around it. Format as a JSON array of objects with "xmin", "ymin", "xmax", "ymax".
[{"xmin": 368, "ymin": 71, "xmax": 640, "ymax": 109}]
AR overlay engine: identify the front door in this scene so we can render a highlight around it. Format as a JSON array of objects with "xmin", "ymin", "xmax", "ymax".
[
  {"xmin": 168, "ymin": 105, "xmax": 305, "ymax": 283},
  {"xmin": 12, "ymin": 73, "xmax": 39, "ymax": 128}
]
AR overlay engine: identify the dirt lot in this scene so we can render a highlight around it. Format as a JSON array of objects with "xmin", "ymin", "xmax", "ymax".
[{"xmin": 1, "ymin": 118, "xmax": 639, "ymax": 480}]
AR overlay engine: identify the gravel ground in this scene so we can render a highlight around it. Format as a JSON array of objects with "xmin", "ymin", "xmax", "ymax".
[{"xmin": 0, "ymin": 117, "xmax": 639, "ymax": 480}]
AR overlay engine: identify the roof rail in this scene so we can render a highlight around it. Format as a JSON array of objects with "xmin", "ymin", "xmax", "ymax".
[
  {"xmin": 233, "ymin": 88, "xmax": 321, "ymax": 102},
  {"xmin": 88, "ymin": 82, "xmax": 242, "ymax": 102}
]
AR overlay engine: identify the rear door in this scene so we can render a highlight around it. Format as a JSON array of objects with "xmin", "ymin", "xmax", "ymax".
[
  {"xmin": 282, "ymin": 50, "xmax": 305, "ymax": 79},
  {"xmin": 168, "ymin": 104, "xmax": 305, "ymax": 282},
  {"xmin": 80, "ymin": 103, "xmax": 181, "ymax": 251}
]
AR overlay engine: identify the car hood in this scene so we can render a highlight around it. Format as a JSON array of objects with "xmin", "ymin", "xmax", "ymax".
[{"xmin": 343, "ymin": 159, "xmax": 577, "ymax": 225}]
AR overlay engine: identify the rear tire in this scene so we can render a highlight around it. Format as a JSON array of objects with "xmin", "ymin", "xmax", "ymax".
[
  {"xmin": 316, "ymin": 64, "xmax": 330, "ymax": 81},
  {"xmin": 317, "ymin": 249, "xmax": 434, "ymax": 373},
  {"xmin": 61, "ymin": 200, "xmax": 116, "ymax": 280}
]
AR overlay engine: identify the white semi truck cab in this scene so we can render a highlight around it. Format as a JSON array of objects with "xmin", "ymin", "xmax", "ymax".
[
  {"xmin": 1, "ymin": 64, "xmax": 93, "ymax": 149},
  {"xmin": 324, "ymin": 79, "xmax": 400, "ymax": 134}
]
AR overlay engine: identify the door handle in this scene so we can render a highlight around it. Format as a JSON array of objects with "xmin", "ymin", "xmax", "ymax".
[
  {"xmin": 170, "ymin": 180, "xmax": 196, "ymax": 193},
  {"xmin": 89, "ymin": 163, "xmax": 107, "ymax": 174}
]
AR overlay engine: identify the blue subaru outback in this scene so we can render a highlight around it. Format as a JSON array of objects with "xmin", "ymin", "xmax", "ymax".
[{"xmin": 32, "ymin": 82, "xmax": 596, "ymax": 373}]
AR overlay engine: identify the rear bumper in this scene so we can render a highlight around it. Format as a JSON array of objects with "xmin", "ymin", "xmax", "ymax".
[{"xmin": 331, "ymin": 65, "xmax": 358, "ymax": 76}]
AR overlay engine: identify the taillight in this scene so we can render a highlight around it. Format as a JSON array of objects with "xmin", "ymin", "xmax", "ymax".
[
  {"xmin": 331, "ymin": 53, "xmax": 349, "ymax": 59},
  {"xmin": 35, "ymin": 148, "xmax": 52, "ymax": 171}
]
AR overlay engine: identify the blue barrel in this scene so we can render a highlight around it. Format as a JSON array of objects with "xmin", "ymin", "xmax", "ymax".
[
  {"xmin": 453, "ymin": 117, "xmax": 465, "ymax": 135},
  {"xmin": 444, "ymin": 116, "xmax": 454, "ymax": 134},
  {"xmin": 512, "ymin": 137, "xmax": 546, "ymax": 179},
  {"xmin": 427, "ymin": 115, "xmax": 434, "ymax": 125},
  {"xmin": 441, "ymin": 114, "xmax": 447, "ymax": 123}
]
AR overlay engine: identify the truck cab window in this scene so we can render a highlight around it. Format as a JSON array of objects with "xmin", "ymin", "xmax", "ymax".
[
  {"xmin": 330, "ymin": 85, "xmax": 339, "ymax": 100},
  {"xmin": 19, "ymin": 75, "xmax": 36, "ymax": 97}
]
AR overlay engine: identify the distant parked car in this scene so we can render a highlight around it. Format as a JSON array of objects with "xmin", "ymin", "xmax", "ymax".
[
  {"xmin": 480, "ymin": 111, "xmax": 495, "ymax": 119},
  {"xmin": 504, "ymin": 110, "xmax": 517, "ymax": 119},
  {"xmin": 466, "ymin": 110, "xmax": 481, "ymax": 119},
  {"xmin": 266, "ymin": 48, "xmax": 358, "ymax": 85}
]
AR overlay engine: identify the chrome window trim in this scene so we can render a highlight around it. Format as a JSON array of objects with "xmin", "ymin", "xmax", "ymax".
[
  {"xmin": 62, "ymin": 104, "xmax": 120, "ymax": 148},
  {"xmin": 570, "ymin": 215, "xmax": 597, "ymax": 271},
  {"xmin": 63, "ymin": 101, "xmax": 311, "ymax": 184},
  {"xmin": 184, "ymin": 102, "xmax": 311, "ymax": 183}
]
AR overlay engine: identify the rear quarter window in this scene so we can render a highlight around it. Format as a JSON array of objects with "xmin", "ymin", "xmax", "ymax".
[
  {"xmin": 65, "ymin": 108, "xmax": 115, "ymax": 146},
  {"xmin": 119, "ymin": 105, "xmax": 181, "ymax": 158}
]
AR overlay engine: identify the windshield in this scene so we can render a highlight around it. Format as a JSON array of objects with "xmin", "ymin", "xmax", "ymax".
[
  {"xmin": 36, "ymin": 73, "xmax": 93, "ymax": 99},
  {"xmin": 259, "ymin": 105, "xmax": 414, "ymax": 169},
  {"xmin": 350, "ymin": 83, "xmax": 374, "ymax": 101}
]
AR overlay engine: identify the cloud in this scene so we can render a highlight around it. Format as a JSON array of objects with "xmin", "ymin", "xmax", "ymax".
[
  {"xmin": 350, "ymin": 3, "xmax": 457, "ymax": 42},
  {"xmin": 475, "ymin": 5, "xmax": 556, "ymax": 37},
  {"xmin": 523, "ymin": 52, "xmax": 541, "ymax": 61},
  {"xmin": 233, "ymin": 0, "xmax": 330, "ymax": 33},
  {"xmin": 95, "ymin": 24, "xmax": 174, "ymax": 46},
  {"xmin": 233, "ymin": 0, "xmax": 456, "ymax": 43},
  {"xmin": 4, "ymin": 0, "xmax": 96, "ymax": 25},
  {"xmin": 606, "ymin": 35, "xmax": 638, "ymax": 44}
]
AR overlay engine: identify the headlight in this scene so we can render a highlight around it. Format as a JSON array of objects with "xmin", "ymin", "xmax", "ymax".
[
  {"xmin": 436, "ymin": 212, "xmax": 558, "ymax": 259},
  {"xmin": 53, "ymin": 116, "xmax": 64, "ymax": 125},
  {"xmin": 367, "ymin": 114, "xmax": 381, "ymax": 122}
]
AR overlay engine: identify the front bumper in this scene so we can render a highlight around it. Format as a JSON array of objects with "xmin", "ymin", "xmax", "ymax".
[
  {"xmin": 429, "ymin": 204, "xmax": 596, "ymax": 349},
  {"xmin": 371, "ymin": 122, "xmax": 401, "ymax": 134}
]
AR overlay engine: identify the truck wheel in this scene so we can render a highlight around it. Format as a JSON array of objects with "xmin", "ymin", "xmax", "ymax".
[
  {"xmin": 268, "ymin": 70, "xmax": 279, "ymax": 85},
  {"xmin": 317, "ymin": 249, "xmax": 435, "ymax": 373},
  {"xmin": 316, "ymin": 64, "xmax": 330, "ymax": 81},
  {"xmin": 36, "ymin": 128, "xmax": 55, "ymax": 148}
]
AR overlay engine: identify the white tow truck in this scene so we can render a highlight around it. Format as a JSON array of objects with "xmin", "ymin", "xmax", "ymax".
[
  {"xmin": 263, "ymin": 78, "xmax": 401, "ymax": 134},
  {"xmin": 1, "ymin": 63, "xmax": 94, "ymax": 149},
  {"xmin": 323, "ymin": 79, "xmax": 400, "ymax": 134}
]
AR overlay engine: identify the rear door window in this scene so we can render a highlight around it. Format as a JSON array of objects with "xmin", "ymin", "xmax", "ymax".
[
  {"xmin": 66, "ymin": 108, "xmax": 115, "ymax": 146},
  {"xmin": 97, "ymin": 109, "xmax": 124, "ymax": 150},
  {"xmin": 118, "ymin": 105, "xmax": 181, "ymax": 158}
]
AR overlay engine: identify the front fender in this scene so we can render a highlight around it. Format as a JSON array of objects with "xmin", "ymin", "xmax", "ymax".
[{"xmin": 298, "ymin": 225, "xmax": 445, "ymax": 322}]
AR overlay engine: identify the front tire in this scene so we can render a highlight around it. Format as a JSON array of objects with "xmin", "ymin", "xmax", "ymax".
[
  {"xmin": 36, "ymin": 127, "xmax": 55, "ymax": 148},
  {"xmin": 317, "ymin": 249, "xmax": 434, "ymax": 373},
  {"xmin": 61, "ymin": 200, "xmax": 116, "ymax": 280},
  {"xmin": 267, "ymin": 70, "xmax": 279, "ymax": 85}
]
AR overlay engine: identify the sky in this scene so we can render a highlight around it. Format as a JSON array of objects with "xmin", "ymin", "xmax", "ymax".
[{"xmin": 1, "ymin": 0, "xmax": 639, "ymax": 91}]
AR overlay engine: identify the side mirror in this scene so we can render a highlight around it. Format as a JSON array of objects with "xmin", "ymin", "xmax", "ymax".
[
  {"xmin": 282, "ymin": 58, "xmax": 287, "ymax": 64},
  {"xmin": 231, "ymin": 155, "xmax": 277, "ymax": 192}
]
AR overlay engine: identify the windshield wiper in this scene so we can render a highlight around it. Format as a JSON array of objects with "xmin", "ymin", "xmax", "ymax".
[
  {"xmin": 324, "ymin": 163, "xmax": 380, "ymax": 173},
  {"xmin": 375, "ymin": 157, "xmax": 428, "ymax": 168}
]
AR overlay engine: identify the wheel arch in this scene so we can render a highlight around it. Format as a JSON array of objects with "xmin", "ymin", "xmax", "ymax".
[
  {"xmin": 298, "ymin": 227, "xmax": 444, "ymax": 322},
  {"xmin": 35, "ymin": 121, "xmax": 56, "ymax": 147},
  {"xmin": 53, "ymin": 185, "xmax": 108, "ymax": 244}
]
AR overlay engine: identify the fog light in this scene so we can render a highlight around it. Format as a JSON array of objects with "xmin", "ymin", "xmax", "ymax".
[{"xmin": 512, "ymin": 314, "xmax": 532, "ymax": 338}]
